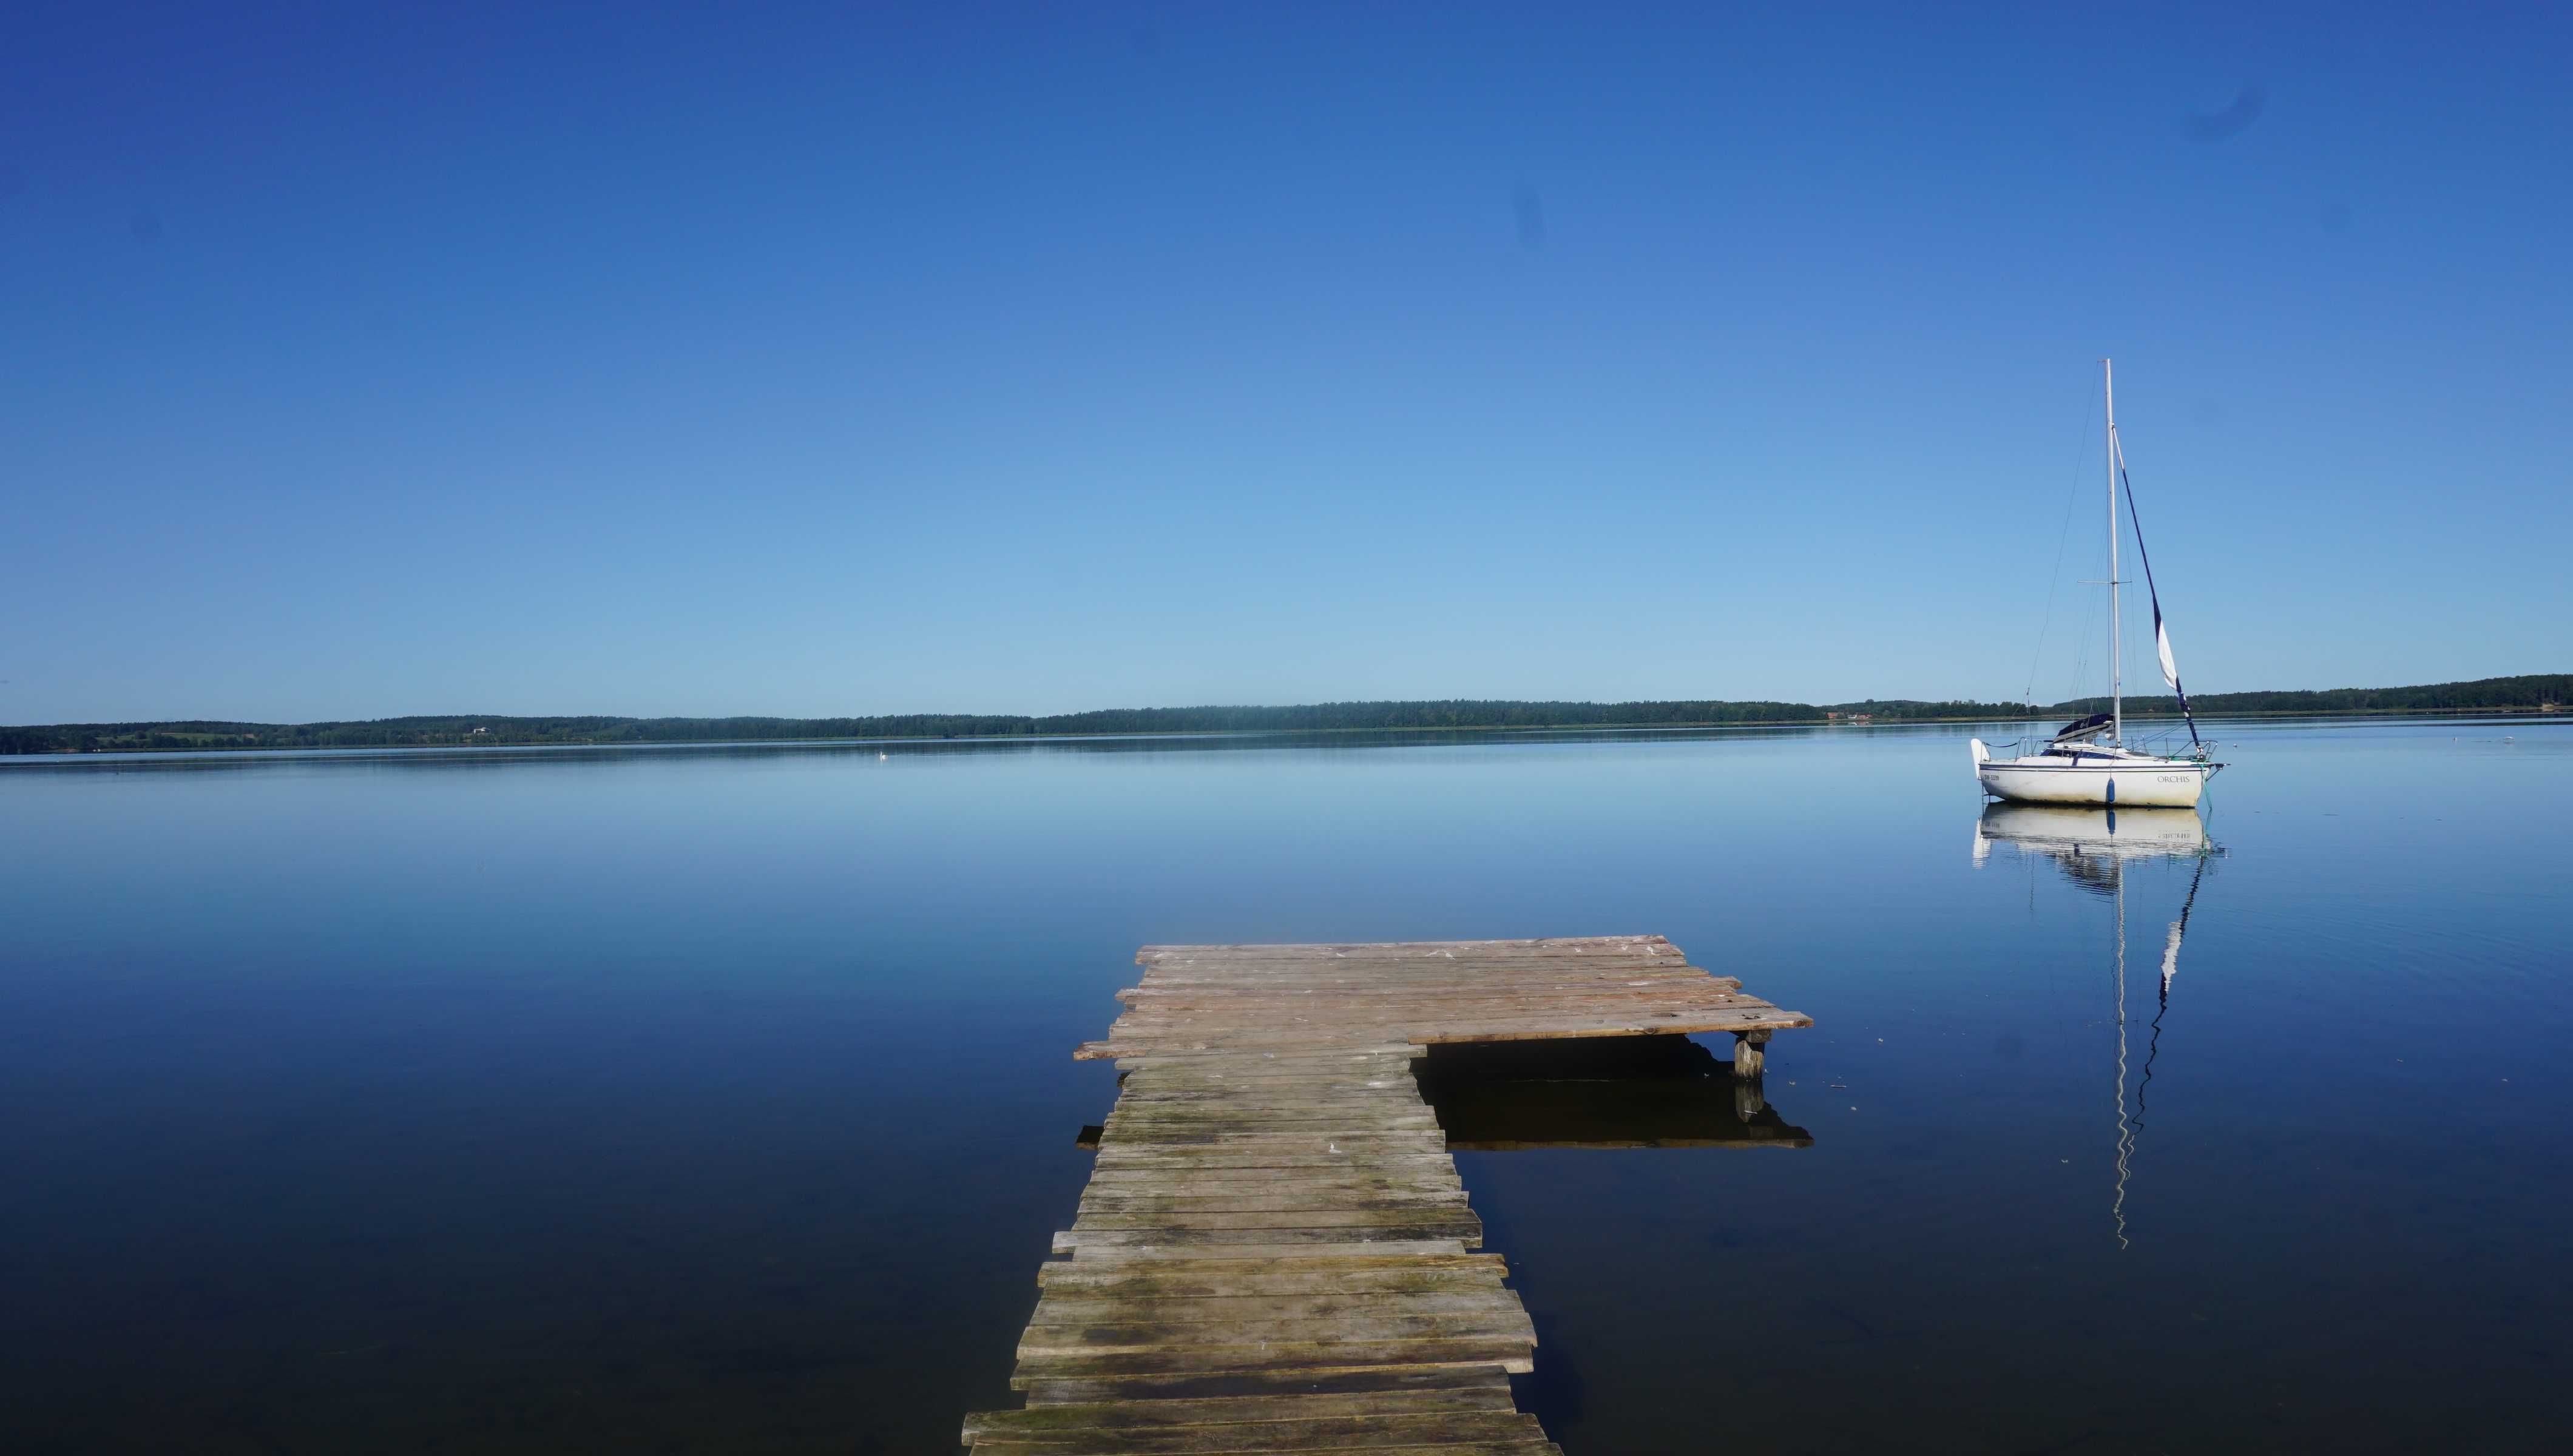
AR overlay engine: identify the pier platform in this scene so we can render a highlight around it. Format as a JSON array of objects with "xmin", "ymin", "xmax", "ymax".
[{"xmin": 962, "ymin": 935, "xmax": 1811, "ymax": 1454}]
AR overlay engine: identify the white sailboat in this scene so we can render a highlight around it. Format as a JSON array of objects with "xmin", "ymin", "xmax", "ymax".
[{"xmin": 1973, "ymin": 361, "xmax": 2225, "ymax": 808}]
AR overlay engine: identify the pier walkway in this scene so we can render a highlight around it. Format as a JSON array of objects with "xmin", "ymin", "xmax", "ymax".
[{"xmin": 962, "ymin": 935, "xmax": 1810, "ymax": 1454}]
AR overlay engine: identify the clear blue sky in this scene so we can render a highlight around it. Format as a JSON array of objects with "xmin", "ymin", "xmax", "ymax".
[{"xmin": 5, "ymin": 2, "xmax": 2566, "ymax": 721}]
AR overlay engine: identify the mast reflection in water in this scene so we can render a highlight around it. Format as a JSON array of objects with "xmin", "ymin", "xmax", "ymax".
[{"xmin": 1973, "ymin": 803, "xmax": 2223, "ymax": 1248}]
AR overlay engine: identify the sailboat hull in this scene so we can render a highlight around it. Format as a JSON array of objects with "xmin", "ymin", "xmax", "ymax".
[{"xmin": 1973, "ymin": 755, "xmax": 2212, "ymax": 807}]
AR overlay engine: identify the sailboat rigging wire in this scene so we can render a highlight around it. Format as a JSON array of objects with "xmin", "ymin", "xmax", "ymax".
[
  {"xmin": 2024, "ymin": 394, "xmax": 2098, "ymax": 708},
  {"xmin": 2116, "ymin": 446, "xmax": 2201, "ymax": 747},
  {"xmin": 2068, "ymin": 588, "xmax": 2095, "ymax": 707}
]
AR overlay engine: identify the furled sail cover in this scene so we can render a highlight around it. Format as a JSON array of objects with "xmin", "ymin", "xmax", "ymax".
[
  {"xmin": 2052, "ymin": 712, "xmax": 2115, "ymax": 746},
  {"xmin": 2155, "ymin": 608, "xmax": 2181, "ymax": 690}
]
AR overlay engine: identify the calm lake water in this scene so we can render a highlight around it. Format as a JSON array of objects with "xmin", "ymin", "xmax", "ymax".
[{"xmin": 4, "ymin": 718, "xmax": 2568, "ymax": 1454}]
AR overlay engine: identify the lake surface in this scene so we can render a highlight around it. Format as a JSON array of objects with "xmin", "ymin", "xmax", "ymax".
[{"xmin": 4, "ymin": 718, "xmax": 2568, "ymax": 1454}]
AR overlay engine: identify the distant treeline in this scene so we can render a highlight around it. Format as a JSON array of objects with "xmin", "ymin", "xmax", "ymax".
[
  {"xmin": 3, "ymin": 675, "xmax": 2563, "ymax": 755},
  {"xmin": 2058, "ymin": 672, "xmax": 2572, "ymax": 717}
]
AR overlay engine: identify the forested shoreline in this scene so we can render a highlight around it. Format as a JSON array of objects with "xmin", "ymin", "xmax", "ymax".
[{"xmin": 2, "ymin": 675, "xmax": 2563, "ymax": 755}]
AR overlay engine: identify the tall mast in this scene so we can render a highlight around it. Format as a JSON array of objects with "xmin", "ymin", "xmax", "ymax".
[{"xmin": 2106, "ymin": 359, "xmax": 2123, "ymax": 746}]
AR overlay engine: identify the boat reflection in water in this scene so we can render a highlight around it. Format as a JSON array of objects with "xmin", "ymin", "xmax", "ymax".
[{"xmin": 1974, "ymin": 803, "xmax": 2222, "ymax": 1247}]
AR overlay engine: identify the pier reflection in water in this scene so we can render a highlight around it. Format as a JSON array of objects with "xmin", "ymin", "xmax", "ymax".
[
  {"xmin": 1973, "ymin": 803, "xmax": 2222, "ymax": 1247},
  {"xmin": 1418, "ymin": 1037, "xmax": 1812, "ymax": 1150}
]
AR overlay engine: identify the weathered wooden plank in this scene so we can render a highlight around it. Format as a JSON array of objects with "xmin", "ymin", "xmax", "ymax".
[
  {"xmin": 1094, "ymin": 1139, "xmax": 1450, "ymax": 1156},
  {"xmin": 1080, "ymin": 1178, "xmax": 1461, "ymax": 1188},
  {"xmin": 1023, "ymin": 1306, "xmax": 1536, "ymax": 1340},
  {"xmin": 1095, "ymin": 1133, "xmax": 1440, "ymax": 1148},
  {"xmin": 1090, "ymin": 1143, "xmax": 1453, "ymax": 1156},
  {"xmin": 1415, "ymin": 1011, "xmax": 1814, "ymax": 1040},
  {"xmin": 1098, "ymin": 1125, "xmax": 1450, "ymax": 1140},
  {"xmin": 1134, "ymin": 951, "xmax": 1669, "ymax": 969},
  {"xmin": 1100, "ymin": 1006, "xmax": 1771, "ymax": 1038},
  {"xmin": 966, "ymin": 1392, "xmax": 1517, "ymax": 1441},
  {"xmin": 1034, "ymin": 1254, "xmax": 1509, "ymax": 1293},
  {"xmin": 1078, "ymin": 1177, "xmax": 1462, "ymax": 1195},
  {"xmin": 1132, "ymin": 945, "xmax": 1684, "ymax": 963},
  {"xmin": 1071, "ymin": 1196, "xmax": 1472, "ymax": 1214},
  {"xmin": 1073, "ymin": 1202, "xmax": 1475, "ymax": 1222},
  {"xmin": 965, "ymin": 1410, "xmax": 1549, "ymax": 1452},
  {"xmin": 1132, "ymin": 952, "xmax": 1668, "ymax": 965},
  {"xmin": 1123, "ymin": 964, "xmax": 1719, "ymax": 981},
  {"xmin": 1101, "ymin": 1039, "xmax": 1430, "ymax": 1050},
  {"xmin": 1080, "ymin": 1166, "xmax": 1462, "ymax": 1185},
  {"xmin": 1100, "ymin": 1124, "xmax": 1445, "ymax": 1138},
  {"xmin": 1134, "ymin": 948, "xmax": 1667, "ymax": 962},
  {"xmin": 1015, "ymin": 1363, "xmax": 1516, "ymax": 1407},
  {"xmin": 1105, "ymin": 1040, "xmax": 1425, "ymax": 1054},
  {"xmin": 976, "ymin": 1442, "xmax": 1558, "ymax": 1456},
  {"xmin": 1078, "ymin": 1185, "xmax": 1469, "ymax": 1207},
  {"xmin": 1137, "ymin": 942, "xmax": 1671, "ymax": 956},
  {"xmin": 1035, "ymin": 1275, "xmax": 1509, "ymax": 1306},
  {"xmin": 1078, "ymin": 1194, "xmax": 1472, "ymax": 1216},
  {"xmin": 1090, "ymin": 1150, "xmax": 1453, "ymax": 1164},
  {"xmin": 1124, "ymin": 1053, "xmax": 1422, "ymax": 1067},
  {"xmin": 1107, "ymin": 1082, "xmax": 1427, "ymax": 1099},
  {"xmin": 1118, "ymin": 1068, "xmax": 1422, "ymax": 1087},
  {"xmin": 1104, "ymin": 1006, "xmax": 1771, "ymax": 1034},
  {"xmin": 1078, "ymin": 1174, "xmax": 1466, "ymax": 1191},
  {"xmin": 1126, "ymin": 956, "xmax": 1710, "ymax": 974},
  {"xmin": 1102, "ymin": 982, "xmax": 1765, "ymax": 1008},
  {"xmin": 1009, "ymin": 1336, "xmax": 1538, "ymax": 1383},
  {"xmin": 1107, "ymin": 1091, "xmax": 1430, "ymax": 1108},
  {"xmin": 1084, "ymin": 1167, "xmax": 1459, "ymax": 1184},
  {"xmin": 1097, "ymin": 1018, "xmax": 1768, "ymax": 1048},
  {"xmin": 1049, "ymin": 1239, "xmax": 1492, "ymax": 1260},
  {"xmin": 1018, "ymin": 1310, "xmax": 1535, "ymax": 1357},
  {"xmin": 1089, "ymin": 1046, "xmax": 1419, "ymax": 1062},
  {"xmin": 1092, "ymin": 1145, "xmax": 1451, "ymax": 1162},
  {"xmin": 1099, "ymin": 1128, "xmax": 1445, "ymax": 1144},
  {"xmin": 1065, "ymin": 1209, "xmax": 1484, "ymax": 1236},
  {"xmin": 1123, "ymin": 1062, "xmax": 1425, "ymax": 1077},
  {"xmin": 1100, "ymin": 1127, "xmax": 1445, "ymax": 1144},
  {"xmin": 1111, "ymin": 988, "xmax": 1689, "ymax": 1011},
  {"xmin": 962, "ymin": 1383, "xmax": 1520, "ymax": 1439},
  {"xmin": 1078, "ymin": 1168, "xmax": 1462, "ymax": 1188},
  {"xmin": 1069, "ymin": 1205, "xmax": 1480, "ymax": 1227},
  {"xmin": 1100, "ymin": 992, "xmax": 1784, "ymax": 1025},
  {"xmin": 1104, "ymin": 1086, "xmax": 1424, "ymax": 1102},
  {"xmin": 1086, "ymin": 1046, "xmax": 1393, "ymax": 1063},
  {"xmin": 1083, "ymin": 1014, "xmax": 1808, "ymax": 1060},
  {"xmin": 1115, "ymin": 965, "xmax": 1723, "ymax": 986},
  {"xmin": 1096, "ymin": 1116, "xmax": 1441, "ymax": 1142},
  {"xmin": 1034, "ymin": 1301, "xmax": 1533, "ymax": 1337},
  {"xmin": 1098, "ymin": 1125, "xmax": 1441, "ymax": 1140},
  {"xmin": 1111, "ymin": 1053, "xmax": 1425, "ymax": 1071}
]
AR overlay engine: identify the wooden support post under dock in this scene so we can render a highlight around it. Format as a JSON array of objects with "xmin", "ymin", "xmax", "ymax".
[
  {"xmin": 1732, "ymin": 1029, "xmax": 1771, "ymax": 1079},
  {"xmin": 964, "ymin": 935, "xmax": 1812, "ymax": 1454}
]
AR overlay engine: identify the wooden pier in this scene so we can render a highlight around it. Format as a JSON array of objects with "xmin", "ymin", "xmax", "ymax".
[{"xmin": 962, "ymin": 935, "xmax": 1810, "ymax": 1454}]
